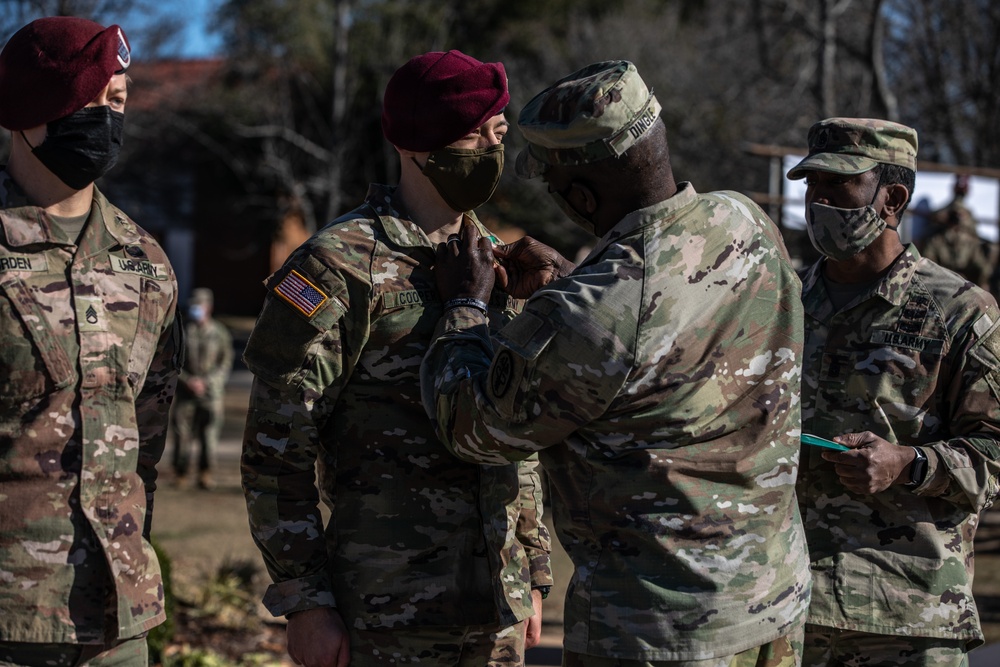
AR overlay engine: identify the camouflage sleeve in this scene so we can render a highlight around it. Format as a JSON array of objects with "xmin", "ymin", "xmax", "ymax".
[
  {"xmin": 919, "ymin": 308, "xmax": 1000, "ymax": 512},
  {"xmin": 241, "ymin": 282, "xmax": 348, "ymax": 618},
  {"xmin": 243, "ymin": 375, "xmax": 337, "ymax": 617},
  {"xmin": 207, "ymin": 323, "xmax": 234, "ymax": 394},
  {"xmin": 516, "ymin": 455, "xmax": 553, "ymax": 588},
  {"xmin": 421, "ymin": 281, "xmax": 629, "ymax": 465},
  {"xmin": 137, "ymin": 286, "xmax": 182, "ymax": 539}
]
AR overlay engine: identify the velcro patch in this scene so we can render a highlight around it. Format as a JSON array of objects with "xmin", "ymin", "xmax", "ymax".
[
  {"xmin": 0, "ymin": 254, "xmax": 46, "ymax": 272},
  {"xmin": 76, "ymin": 295, "xmax": 105, "ymax": 332},
  {"xmin": 382, "ymin": 289, "xmax": 434, "ymax": 309},
  {"xmin": 971, "ymin": 311, "xmax": 1000, "ymax": 371},
  {"xmin": 274, "ymin": 269, "xmax": 328, "ymax": 318},
  {"xmin": 869, "ymin": 329, "xmax": 944, "ymax": 355}
]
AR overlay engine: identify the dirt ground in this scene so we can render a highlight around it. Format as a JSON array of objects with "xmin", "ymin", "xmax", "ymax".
[{"xmin": 152, "ymin": 367, "xmax": 1000, "ymax": 666}]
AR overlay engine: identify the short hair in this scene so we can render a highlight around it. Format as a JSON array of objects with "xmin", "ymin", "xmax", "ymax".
[{"xmin": 872, "ymin": 163, "xmax": 916, "ymax": 218}]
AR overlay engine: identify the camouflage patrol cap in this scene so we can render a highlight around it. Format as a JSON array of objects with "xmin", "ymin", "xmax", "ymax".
[
  {"xmin": 515, "ymin": 60, "xmax": 662, "ymax": 179},
  {"xmin": 189, "ymin": 287, "xmax": 214, "ymax": 306},
  {"xmin": 787, "ymin": 117, "xmax": 918, "ymax": 180}
]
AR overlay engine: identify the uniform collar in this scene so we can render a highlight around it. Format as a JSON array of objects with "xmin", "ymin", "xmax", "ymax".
[
  {"xmin": 801, "ymin": 244, "xmax": 922, "ymax": 320},
  {"xmin": 363, "ymin": 183, "xmax": 491, "ymax": 248},
  {"xmin": 0, "ymin": 169, "xmax": 141, "ymax": 249},
  {"xmin": 582, "ymin": 181, "xmax": 699, "ymax": 265}
]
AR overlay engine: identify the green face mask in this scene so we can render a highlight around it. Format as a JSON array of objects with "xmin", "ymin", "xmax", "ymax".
[{"xmin": 417, "ymin": 144, "xmax": 504, "ymax": 212}]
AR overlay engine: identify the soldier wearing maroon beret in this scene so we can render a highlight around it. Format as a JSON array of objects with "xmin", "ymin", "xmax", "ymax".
[
  {"xmin": 240, "ymin": 50, "xmax": 552, "ymax": 667},
  {"xmin": 0, "ymin": 16, "xmax": 181, "ymax": 667}
]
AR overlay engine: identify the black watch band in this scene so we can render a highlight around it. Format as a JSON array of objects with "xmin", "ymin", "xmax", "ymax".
[
  {"xmin": 907, "ymin": 447, "xmax": 928, "ymax": 487},
  {"xmin": 532, "ymin": 585, "xmax": 552, "ymax": 600}
]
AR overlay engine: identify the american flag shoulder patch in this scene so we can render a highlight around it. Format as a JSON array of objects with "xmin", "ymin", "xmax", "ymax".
[{"xmin": 274, "ymin": 269, "xmax": 329, "ymax": 318}]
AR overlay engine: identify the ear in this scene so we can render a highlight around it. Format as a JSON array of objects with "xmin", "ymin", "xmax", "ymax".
[
  {"xmin": 572, "ymin": 182, "xmax": 598, "ymax": 215},
  {"xmin": 881, "ymin": 183, "xmax": 910, "ymax": 220},
  {"xmin": 397, "ymin": 146, "xmax": 430, "ymax": 172}
]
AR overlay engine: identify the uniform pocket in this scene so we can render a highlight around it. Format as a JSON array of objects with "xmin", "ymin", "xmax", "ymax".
[
  {"xmin": 127, "ymin": 276, "xmax": 176, "ymax": 389},
  {"xmin": 837, "ymin": 547, "xmax": 969, "ymax": 627},
  {"xmin": 0, "ymin": 276, "xmax": 74, "ymax": 408}
]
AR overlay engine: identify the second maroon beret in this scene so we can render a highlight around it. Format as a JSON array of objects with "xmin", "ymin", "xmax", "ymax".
[{"xmin": 382, "ymin": 50, "xmax": 509, "ymax": 153}]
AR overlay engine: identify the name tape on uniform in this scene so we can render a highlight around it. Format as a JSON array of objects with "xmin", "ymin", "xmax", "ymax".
[
  {"xmin": 383, "ymin": 289, "xmax": 434, "ymax": 309},
  {"xmin": 109, "ymin": 254, "xmax": 168, "ymax": 280},
  {"xmin": 0, "ymin": 254, "xmax": 48, "ymax": 272}
]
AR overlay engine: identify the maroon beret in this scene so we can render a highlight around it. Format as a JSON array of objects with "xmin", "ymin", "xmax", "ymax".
[
  {"xmin": 382, "ymin": 50, "xmax": 509, "ymax": 152},
  {"xmin": 0, "ymin": 16, "xmax": 131, "ymax": 130}
]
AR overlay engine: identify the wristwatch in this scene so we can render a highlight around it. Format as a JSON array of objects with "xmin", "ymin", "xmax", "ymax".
[
  {"xmin": 532, "ymin": 585, "xmax": 552, "ymax": 600},
  {"xmin": 907, "ymin": 447, "xmax": 928, "ymax": 487}
]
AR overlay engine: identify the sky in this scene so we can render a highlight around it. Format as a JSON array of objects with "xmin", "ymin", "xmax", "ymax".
[
  {"xmin": 3, "ymin": 1, "xmax": 222, "ymax": 58},
  {"xmin": 172, "ymin": 0, "xmax": 223, "ymax": 57}
]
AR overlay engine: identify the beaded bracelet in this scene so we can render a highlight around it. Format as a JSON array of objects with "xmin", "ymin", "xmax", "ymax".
[{"xmin": 443, "ymin": 297, "xmax": 489, "ymax": 315}]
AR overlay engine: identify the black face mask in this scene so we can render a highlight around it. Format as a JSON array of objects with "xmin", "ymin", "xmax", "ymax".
[{"xmin": 25, "ymin": 106, "xmax": 125, "ymax": 190}]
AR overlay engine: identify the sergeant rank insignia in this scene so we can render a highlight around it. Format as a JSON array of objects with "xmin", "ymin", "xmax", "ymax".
[{"xmin": 274, "ymin": 269, "xmax": 328, "ymax": 317}]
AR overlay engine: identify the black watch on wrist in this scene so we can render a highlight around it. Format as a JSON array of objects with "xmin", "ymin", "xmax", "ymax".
[
  {"xmin": 532, "ymin": 585, "xmax": 551, "ymax": 600},
  {"xmin": 907, "ymin": 447, "xmax": 928, "ymax": 487}
]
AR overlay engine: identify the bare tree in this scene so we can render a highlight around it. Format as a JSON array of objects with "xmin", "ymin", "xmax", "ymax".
[
  {"xmin": 818, "ymin": 0, "xmax": 855, "ymax": 118},
  {"xmin": 867, "ymin": 0, "xmax": 898, "ymax": 119},
  {"xmin": 324, "ymin": 0, "xmax": 351, "ymax": 224},
  {"xmin": 886, "ymin": 0, "xmax": 1000, "ymax": 167}
]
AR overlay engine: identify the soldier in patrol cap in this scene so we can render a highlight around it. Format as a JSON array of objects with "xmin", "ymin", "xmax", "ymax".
[
  {"xmin": 0, "ymin": 16, "xmax": 181, "ymax": 667},
  {"xmin": 171, "ymin": 287, "xmax": 232, "ymax": 490},
  {"xmin": 788, "ymin": 117, "xmax": 1000, "ymax": 665},
  {"xmin": 240, "ymin": 50, "xmax": 551, "ymax": 667},
  {"xmin": 922, "ymin": 173, "xmax": 994, "ymax": 289},
  {"xmin": 422, "ymin": 60, "xmax": 810, "ymax": 666}
]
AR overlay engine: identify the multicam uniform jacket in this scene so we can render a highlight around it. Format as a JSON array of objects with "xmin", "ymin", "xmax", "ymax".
[
  {"xmin": 177, "ymin": 318, "xmax": 232, "ymax": 406},
  {"xmin": 921, "ymin": 200, "xmax": 993, "ymax": 289},
  {"xmin": 422, "ymin": 183, "xmax": 811, "ymax": 660},
  {"xmin": 241, "ymin": 184, "xmax": 551, "ymax": 628},
  {"xmin": 797, "ymin": 245, "xmax": 1000, "ymax": 649},
  {"xmin": 0, "ymin": 170, "xmax": 181, "ymax": 643}
]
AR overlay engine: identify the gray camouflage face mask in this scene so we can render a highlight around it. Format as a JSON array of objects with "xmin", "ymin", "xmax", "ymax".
[{"xmin": 806, "ymin": 195, "xmax": 885, "ymax": 261}]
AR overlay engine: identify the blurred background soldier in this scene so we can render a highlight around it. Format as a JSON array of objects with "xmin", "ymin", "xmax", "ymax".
[
  {"xmin": 922, "ymin": 173, "xmax": 995, "ymax": 289},
  {"xmin": 171, "ymin": 287, "xmax": 232, "ymax": 490},
  {"xmin": 0, "ymin": 16, "xmax": 181, "ymax": 667},
  {"xmin": 788, "ymin": 118, "xmax": 1000, "ymax": 666},
  {"xmin": 241, "ymin": 50, "xmax": 550, "ymax": 667}
]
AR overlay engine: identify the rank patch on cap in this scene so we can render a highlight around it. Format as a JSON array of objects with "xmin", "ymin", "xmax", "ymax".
[{"xmin": 274, "ymin": 269, "xmax": 328, "ymax": 318}]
